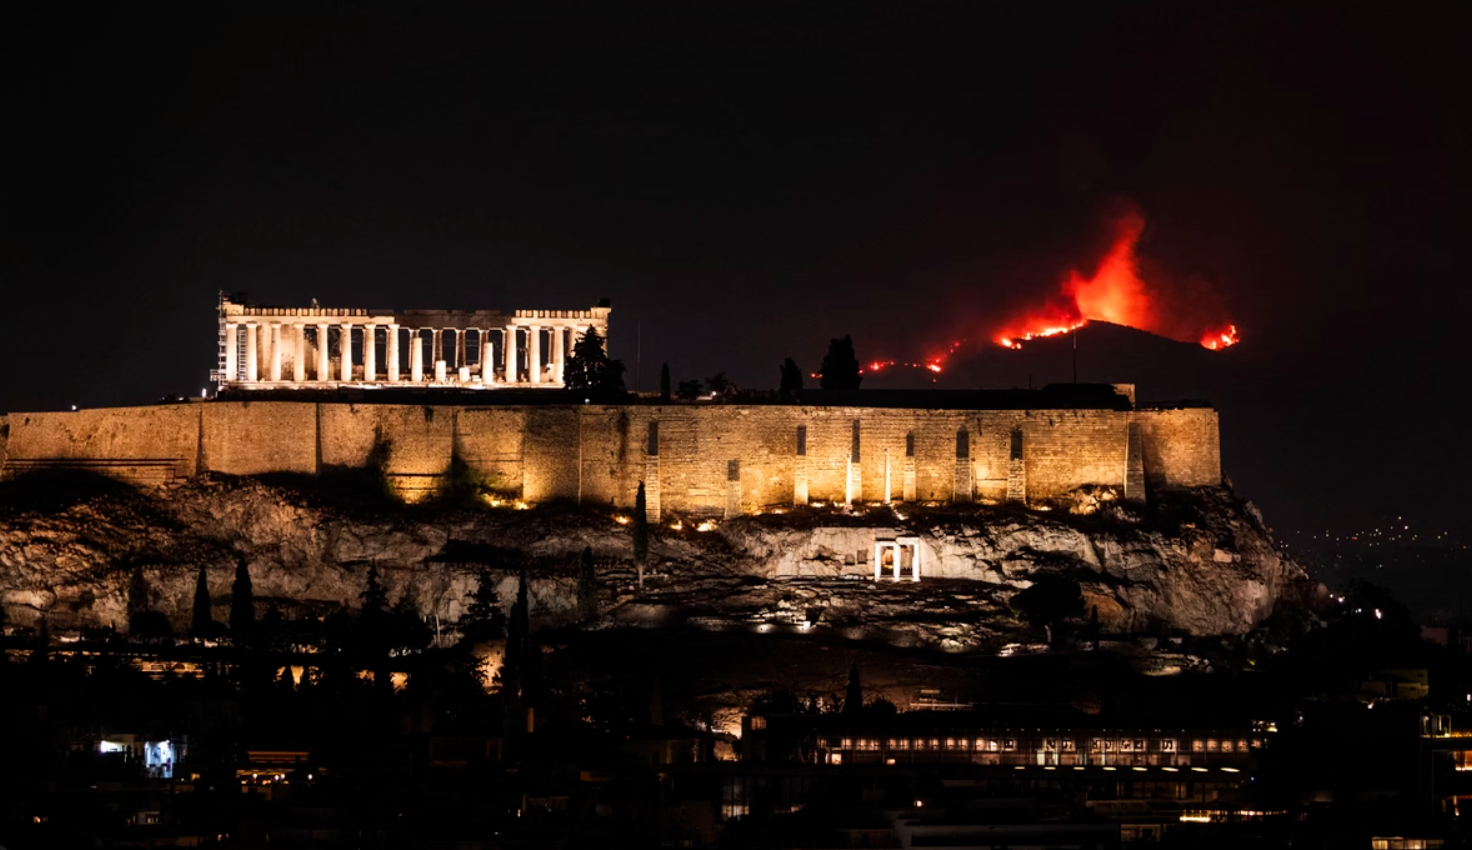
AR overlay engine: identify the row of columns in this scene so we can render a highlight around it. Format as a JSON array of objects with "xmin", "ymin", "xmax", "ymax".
[{"xmin": 223, "ymin": 322, "xmax": 594, "ymax": 386}]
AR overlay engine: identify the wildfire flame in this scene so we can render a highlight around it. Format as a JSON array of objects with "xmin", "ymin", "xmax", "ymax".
[
  {"xmin": 1200, "ymin": 324, "xmax": 1239, "ymax": 350},
  {"xmin": 995, "ymin": 208, "xmax": 1238, "ymax": 351}
]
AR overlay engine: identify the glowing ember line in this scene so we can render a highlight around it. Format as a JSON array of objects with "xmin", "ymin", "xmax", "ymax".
[{"xmin": 998, "ymin": 321, "xmax": 1088, "ymax": 350}]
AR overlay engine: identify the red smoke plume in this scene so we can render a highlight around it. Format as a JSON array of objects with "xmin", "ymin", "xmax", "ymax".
[{"xmin": 996, "ymin": 207, "xmax": 1238, "ymax": 350}]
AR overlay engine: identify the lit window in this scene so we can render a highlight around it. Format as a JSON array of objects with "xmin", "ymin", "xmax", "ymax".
[
  {"xmin": 1062, "ymin": 739, "xmax": 1076, "ymax": 752},
  {"xmin": 1238, "ymin": 739, "xmax": 1250, "ymax": 752},
  {"xmin": 1207, "ymin": 739, "xmax": 1220, "ymax": 752},
  {"xmin": 1191, "ymin": 740, "xmax": 1205, "ymax": 753},
  {"xmin": 1003, "ymin": 739, "xmax": 1016, "ymax": 751},
  {"xmin": 930, "ymin": 739, "xmax": 940, "ymax": 750},
  {"xmin": 750, "ymin": 717, "xmax": 766, "ymax": 731},
  {"xmin": 1221, "ymin": 741, "xmax": 1234, "ymax": 753},
  {"xmin": 840, "ymin": 738, "xmax": 853, "ymax": 749},
  {"xmin": 1159, "ymin": 739, "xmax": 1176, "ymax": 752}
]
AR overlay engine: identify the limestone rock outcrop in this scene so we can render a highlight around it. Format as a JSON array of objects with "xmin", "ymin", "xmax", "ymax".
[{"xmin": 0, "ymin": 476, "xmax": 1304, "ymax": 648}]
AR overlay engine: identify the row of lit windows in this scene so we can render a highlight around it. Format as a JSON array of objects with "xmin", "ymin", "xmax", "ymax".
[{"xmin": 823, "ymin": 737, "xmax": 1261, "ymax": 754}]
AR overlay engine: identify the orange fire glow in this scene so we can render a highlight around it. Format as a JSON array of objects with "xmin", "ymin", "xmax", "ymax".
[
  {"xmin": 1200, "ymin": 324, "xmax": 1240, "ymax": 350},
  {"xmin": 995, "ymin": 208, "xmax": 1238, "ymax": 351}
]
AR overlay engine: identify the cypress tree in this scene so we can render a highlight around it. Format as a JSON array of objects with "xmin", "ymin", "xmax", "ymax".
[
  {"xmin": 633, "ymin": 481, "xmax": 649, "ymax": 587},
  {"xmin": 659, "ymin": 363, "xmax": 671, "ymax": 402},
  {"xmin": 503, "ymin": 569, "xmax": 530, "ymax": 701},
  {"xmin": 844, "ymin": 663, "xmax": 863, "ymax": 714},
  {"xmin": 361, "ymin": 565, "xmax": 389, "ymax": 618},
  {"xmin": 191, "ymin": 566, "xmax": 212, "ymax": 638},
  {"xmin": 779, "ymin": 357, "xmax": 803, "ymax": 400},
  {"xmin": 230, "ymin": 559, "xmax": 254, "ymax": 642}
]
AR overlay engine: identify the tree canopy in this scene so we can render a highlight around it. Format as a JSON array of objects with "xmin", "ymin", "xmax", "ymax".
[
  {"xmin": 819, "ymin": 336, "xmax": 862, "ymax": 390},
  {"xmin": 1010, "ymin": 575, "xmax": 1085, "ymax": 630},
  {"xmin": 779, "ymin": 357, "xmax": 803, "ymax": 399},
  {"xmin": 563, "ymin": 326, "xmax": 626, "ymax": 394}
]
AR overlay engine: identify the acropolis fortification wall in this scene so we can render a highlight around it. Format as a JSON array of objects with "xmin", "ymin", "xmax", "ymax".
[{"xmin": 0, "ymin": 401, "xmax": 1220, "ymax": 513}]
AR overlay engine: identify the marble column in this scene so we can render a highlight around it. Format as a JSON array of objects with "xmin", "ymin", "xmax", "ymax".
[
  {"xmin": 550, "ymin": 325, "xmax": 565, "ymax": 385},
  {"xmin": 364, "ymin": 323, "xmax": 377, "ymax": 382},
  {"xmin": 410, "ymin": 332, "xmax": 423, "ymax": 382},
  {"xmin": 224, "ymin": 323, "xmax": 238, "ymax": 382},
  {"xmin": 338, "ymin": 323, "xmax": 352, "ymax": 382},
  {"xmin": 316, "ymin": 323, "xmax": 330, "ymax": 381},
  {"xmin": 432, "ymin": 329, "xmax": 442, "ymax": 368},
  {"xmin": 480, "ymin": 331, "xmax": 494, "ymax": 383},
  {"xmin": 504, "ymin": 326, "xmax": 519, "ymax": 384},
  {"xmin": 528, "ymin": 325, "xmax": 542, "ymax": 384},
  {"xmin": 455, "ymin": 329, "xmax": 467, "ymax": 372},
  {"xmin": 257, "ymin": 324, "xmax": 271, "ymax": 381},
  {"xmin": 269, "ymin": 323, "xmax": 283, "ymax": 382},
  {"xmin": 245, "ymin": 322, "xmax": 258, "ymax": 381},
  {"xmin": 386, "ymin": 324, "xmax": 400, "ymax": 383},
  {"xmin": 292, "ymin": 325, "xmax": 306, "ymax": 382}
]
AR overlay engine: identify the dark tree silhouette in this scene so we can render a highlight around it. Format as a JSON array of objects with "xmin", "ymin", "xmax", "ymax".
[
  {"xmin": 460, "ymin": 572, "xmax": 507, "ymax": 644},
  {"xmin": 779, "ymin": 357, "xmax": 803, "ymax": 400},
  {"xmin": 659, "ymin": 363, "xmax": 671, "ymax": 402},
  {"xmin": 503, "ymin": 569, "xmax": 531, "ymax": 703},
  {"xmin": 563, "ymin": 326, "xmax": 626, "ymax": 393},
  {"xmin": 705, "ymin": 372, "xmax": 733, "ymax": 396},
  {"xmin": 576, "ymin": 545, "xmax": 599, "ymax": 621},
  {"xmin": 676, "ymin": 379, "xmax": 703, "ymax": 400},
  {"xmin": 230, "ymin": 560, "xmax": 254, "ymax": 642},
  {"xmin": 844, "ymin": 663, "xmax": 863, "ymax": 715},
  {"xmin": 191, "ymin": 566, "xmax": 212, "ymax": 638},
  {"xmin": 819, "ymin": 336, "xmax": 862, "ymax": 390},
  {"xmin": 1010, "ymin": 575, "xmax": 1085, "ymax": 634},
  {"xmin": 259, "ymin": 603, "xmax": 284, "ymax": 651},
  {"xmin": 387, "ymin": 598, "xmax": 433, "ymax": 653},
  {"xmin": 633, "ymin": 481, "xmax": 650, "ymax": 565}
]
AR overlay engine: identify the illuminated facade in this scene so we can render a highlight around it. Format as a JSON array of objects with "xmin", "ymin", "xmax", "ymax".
[{"xmin": 213, "ymin": 295, "xmax": 611, "ymax": 390}]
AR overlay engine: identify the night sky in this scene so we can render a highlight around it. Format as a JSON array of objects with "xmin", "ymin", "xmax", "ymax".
[{"xmin": 2, "ymin": 4, "xmax": 1467, "ymax": 544}]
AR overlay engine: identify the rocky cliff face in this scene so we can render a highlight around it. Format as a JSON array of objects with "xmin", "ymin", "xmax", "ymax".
[{"xmin": 0, "ymin": 475, "xmax": 1305, "ymax": 648}]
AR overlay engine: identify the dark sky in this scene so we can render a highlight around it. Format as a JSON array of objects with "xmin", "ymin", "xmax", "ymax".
[{"xmin": 1, "ymin": 3, "xmax": 1468, "ymax": 540}]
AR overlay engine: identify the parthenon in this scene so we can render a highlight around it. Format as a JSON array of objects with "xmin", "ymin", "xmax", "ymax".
[{"xmin": 213, "ymin": 296, "xmax": 611, "ymax": 390}]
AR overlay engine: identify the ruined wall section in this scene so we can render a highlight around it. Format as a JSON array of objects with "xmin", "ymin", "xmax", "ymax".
[
  {"xmin": 1133, "ymin": 407, "xmax": 1222, "ymax": 489},
  {"xmin": 201, "ymin": 403, "xmax": 316, "ymax": 476},
  {"xmin": 0, "ymin": 401, "xmax": 1221, "ymax": 506},
  {"xmin": 6, "ymin": 405, "xmax": 204, "ymax": 483},
  {"xmin": 0, "ymin": 414, "xmax": 10, "ymax": 472}
]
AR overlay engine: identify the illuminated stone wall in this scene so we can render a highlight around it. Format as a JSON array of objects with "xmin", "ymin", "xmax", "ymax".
[{"xmin": 0, "ymin": 401, "xmax": 1221, "ymax": 509}]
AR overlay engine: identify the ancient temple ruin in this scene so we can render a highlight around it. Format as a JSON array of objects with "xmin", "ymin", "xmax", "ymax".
[{"xmin": 212, "ymin": 296, "xmax": 611, "ymax": 389}]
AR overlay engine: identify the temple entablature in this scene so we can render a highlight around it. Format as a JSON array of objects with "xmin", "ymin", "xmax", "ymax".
[{"xmin": 213, "ymin": 296, "xmax": 611, "ymax": 391}]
